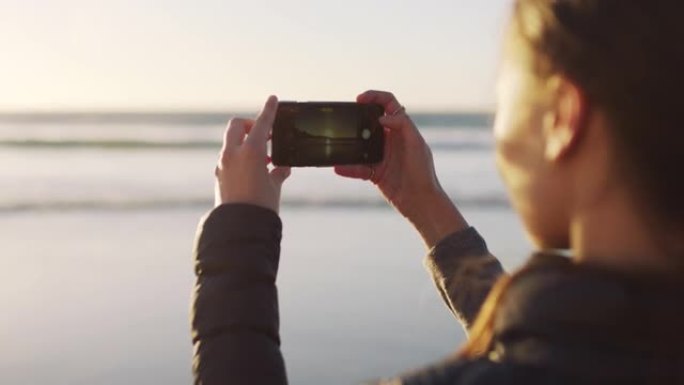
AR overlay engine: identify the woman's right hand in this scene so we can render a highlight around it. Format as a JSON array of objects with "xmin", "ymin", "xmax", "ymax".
[{"xmin": 335, "ymin": 90, "xmax": 469, "ymax": 248}]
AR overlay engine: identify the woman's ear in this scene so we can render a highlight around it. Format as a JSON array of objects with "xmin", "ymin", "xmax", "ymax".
[{"xmin": 542, "ymin": 76, "xmax": 587, "ymax": 162}]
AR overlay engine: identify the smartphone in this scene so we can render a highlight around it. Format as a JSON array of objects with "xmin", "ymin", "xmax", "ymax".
[{"xmin": 271, "ymin": 102, "xmax": 384, "ymax": 167}]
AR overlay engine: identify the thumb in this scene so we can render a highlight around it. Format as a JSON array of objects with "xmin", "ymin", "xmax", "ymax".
[
  {"xmin": 248, "ymin": 95, "xmax": 278, "ymax": 146},
  {"xmin": 270, "ymin": 166, "xmax": 291, "ymax": 186}
]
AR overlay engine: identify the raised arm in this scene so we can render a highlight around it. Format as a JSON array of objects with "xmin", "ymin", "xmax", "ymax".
[
  {"xmin": 336, "ymin": 91, "xmax": 504, "ymax": 331},
  {"xmin": 191, "ymin": 96, "xmax": 291, "ymax": 385},
  {"xmin": 425, "ymin": 227, "xmax": 504, "ymax": 330},
  {"xmin": 191, "ymin": 204, "xmax": 286, "ymax": 385}
]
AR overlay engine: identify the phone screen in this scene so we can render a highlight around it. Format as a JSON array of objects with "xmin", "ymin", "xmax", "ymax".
[
  {"xmin": 272, "ymin": 102, "xmax": 384, "ymax": 167},
  {"xmin": 296, "ymin": 105, "xmax": 357, "ymax": 139}
]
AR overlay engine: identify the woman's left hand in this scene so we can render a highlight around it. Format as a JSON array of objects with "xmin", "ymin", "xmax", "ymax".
[{"xmin": 214, "ymin": 95, "xmax": 291, "ymax": 213}]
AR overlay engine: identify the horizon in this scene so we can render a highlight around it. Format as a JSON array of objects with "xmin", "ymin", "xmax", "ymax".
[
  {"xmin": 0, "ymin": 108, "xmax": 495, "ymax": 116},
  {"xmin": 0, "ymin": 109, "xmax": 495, "ymax": 128}
]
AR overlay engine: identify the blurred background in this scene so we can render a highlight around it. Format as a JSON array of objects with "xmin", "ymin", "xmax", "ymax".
[{"xmin": 0, "ymin": 1, "xmax": 531, "ymax": 384}]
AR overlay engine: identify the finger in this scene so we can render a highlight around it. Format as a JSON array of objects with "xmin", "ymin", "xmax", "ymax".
[
  {"xmin": 357, "ymin": 90, "xmax": 402, "ymax": 115},
  {"xmin": 269, "ymin": 166, "xmax": 291, "ymax": 186},
  {"xmin": 247, "ymin": 95, "xmax": 278, "ymax": 146},
  {"xmin": 224, "ymin": 118, "xmax": 255, "ymax": 149},
  {"xmin": 379, "ymin": 114, "xmax": 414, "ymax": 131},
  {"xmin": 334, "ymin": 165, "xmax": 373, "ymax": 181}
]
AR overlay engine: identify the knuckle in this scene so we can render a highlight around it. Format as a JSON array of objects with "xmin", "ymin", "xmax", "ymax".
[
  {"xmin": 228, "ymin": 117, "xmax": 245, "ymax": 126},
  {"xmin": 222, "ymin": 127, "xmax": 231, "ymax": 143},
  {"xmin": 219, "ymin": 150, "xmax": 233, "ymax": 166},
  {"xmin": 218, "ymin": 155, "xmax": 228, "ymax": 168},
  {"xmin": 227, "ymin": 118, "xmax": 246, "ymax": 132},
  {"xmin": 375, "ymin": 90, "xmax": 394, "ymax": 99}
]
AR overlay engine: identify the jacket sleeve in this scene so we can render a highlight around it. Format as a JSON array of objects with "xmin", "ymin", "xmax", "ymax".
[
  {"xmin": 424, "ymin": 227, "xmax": 505, "ymax": 330},
  {"xmin": 191, "ymin": 203, "xmax": 287, "ymax": 385}
]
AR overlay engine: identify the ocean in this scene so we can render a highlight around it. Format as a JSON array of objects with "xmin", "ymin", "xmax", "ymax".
[{"xmin": 0, "ymin": 113, "xmax": 530, "ymax": 385}]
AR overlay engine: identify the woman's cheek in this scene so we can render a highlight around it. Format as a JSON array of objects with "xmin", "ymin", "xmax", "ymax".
[{"xmin": 494, "ymin": 99, "xmax": 556, "ymax": 244}]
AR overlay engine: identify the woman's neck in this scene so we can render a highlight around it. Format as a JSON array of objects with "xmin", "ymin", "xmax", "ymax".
[{"xmin": 569, "ymin": 189, "xmax": 675, "ymax": 273}]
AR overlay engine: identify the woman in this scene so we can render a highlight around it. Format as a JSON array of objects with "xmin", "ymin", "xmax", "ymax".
[{"xmin": 191, "ymin": 0, "xmax": 684, "ymax": 383}]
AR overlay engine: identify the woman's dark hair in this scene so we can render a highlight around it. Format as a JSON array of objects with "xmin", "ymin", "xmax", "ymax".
[{"xmin": 461, "ymin": 0, "xmax": 684, "ymax": 358}]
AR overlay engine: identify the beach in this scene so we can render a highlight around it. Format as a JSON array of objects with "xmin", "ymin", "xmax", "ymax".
[{"xmin": 0, "ymin": 115, "xmax": 530, "ymax": 384}]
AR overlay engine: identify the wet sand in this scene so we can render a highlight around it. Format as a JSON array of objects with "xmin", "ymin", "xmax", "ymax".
[{"xmin": 0, "ymin": 205, "xmax": 528, "ymax": 385}]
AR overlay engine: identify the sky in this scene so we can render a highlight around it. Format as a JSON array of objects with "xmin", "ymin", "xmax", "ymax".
[{"xmin": 0, "ymin": 0, "xmax": 511, "ymax": 112}]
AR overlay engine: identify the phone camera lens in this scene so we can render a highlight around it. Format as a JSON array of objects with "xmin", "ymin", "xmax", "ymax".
[{"xmin": 362, "ymin": 129, "xmax": 371, "ymax": 140}]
